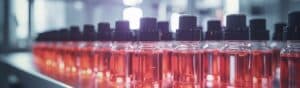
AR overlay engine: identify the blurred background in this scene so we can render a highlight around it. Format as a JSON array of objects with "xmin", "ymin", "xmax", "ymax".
[{"xmin": 0, "ymin": 0, "xmax": 299, "ymax": 53}]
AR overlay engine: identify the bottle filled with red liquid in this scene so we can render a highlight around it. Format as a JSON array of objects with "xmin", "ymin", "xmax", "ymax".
[
  {"xmin": 108, "ymin": 20, "xmax": 134, "ymax": 87},
  {"xmin": 280, "ymin": 11, "xmax": 300, "ymax": 88},
  {"xmin": 93, "ymin": 23, "xmax": 112, "ymax": 88},
  {"xmin": 173, "ymin": 16, "xmax": 203, "ymax": 88},
  {"xmin": 157, "ymin": 21, "xmax": 174, "ymax": 87},
  {"xmin": 77, "ymin": 25, "xmax": 97, "ymax": 88},
  {"xmin": 249, "ymin": 19, "xmax": 273, "ymax": 88},
  {"xmin": 45, "ymin": 31, "xmax": 60, "ymax": 78},
  {"xmin": 202, "ymin": 20, "xmax": 223, "ymax": 87},
  {"xmin": 270, "ymin": 23, "xmax": 286, "ymax": 81},
  {"xmin": 62, "ymin": 26, "xmax": 82, "ymax": 86},
  {"xmin": 220, "ymin": 14, "xmax": 252, "ymax": 87},
  {"xmin": 130, "ymin": 18, "xmax": 163, "ymax": 87}
]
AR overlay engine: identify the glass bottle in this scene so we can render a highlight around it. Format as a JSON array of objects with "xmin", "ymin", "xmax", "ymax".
[
  {"xmin": 94, "ymin": 22, "xmax": 112, "ymax": 88},
  {"xmin": 249, "ymin": 19, "xmax": 272, "ymax": 88},
  {"xmin": 130, "ymin": 18, "xmax": 162, "ymax": 87},
  {"xmin": 158, "ymin": 21, "xmax": 174, "ymax": 87},
  {"xmin": 280, "ymin": 11, "xmax": 300, "ymax": 88},
  {"xmin": 108, "ymin": 20, "xmax": 134, "ymax": 87},
  {"xmin": 173, "ymin": 16, "xmax": 203, "ymax": 87},
  {"xmin": 202, "ymin": 20, "xmax": 223, "ymax": 87},
  {"xmin": 220, "ymin": 14, "xmax": 251, "ymax": 87}
]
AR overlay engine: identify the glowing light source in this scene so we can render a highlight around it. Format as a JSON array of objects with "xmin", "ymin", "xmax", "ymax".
[
  {"xmin": 15, "ymin": 0, "xmax": 29, "ymax": 39},
  {"xmin": 123, "ymin": 7, "xmax": 143, "ymax": 29},
  {"xmin": 123, "ymin": 0, "xmax": 142, "ymax": 6},
  {"xmin": 225, "ymin": 0, "xmax": 239, "ymax": 14},
  {"xmin": 170, "ymin": 13, "xmax": 180, "ymax": 32}
]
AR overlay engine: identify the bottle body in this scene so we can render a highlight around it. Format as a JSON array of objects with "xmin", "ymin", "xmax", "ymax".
[
  {"xmin": 130, "ymin": 41, "xmax": 162, "ymax": 87},
  {"xmin": 160, "ymin": 41, "xmax": 174, "ymax": 87},
  {"xmin": 93, "ymin": 41, "xmax": 112, "ymax": 88},
  {"xmin": 202, "ymin": 41, "xmax": 223, "ymax": 87},
  {"xmin": 251, "ymin": 41, "xmax": 273, "ymax": 88},
  {"xmin": 280, "ymin": 40, "xmax": 300, "ymax": 88},
  {"xmin": 77, "ymin": 41, "xmax": 96, "ymax": 88},
  {"xmin": 109, "ymin": 41, "xmax": 134, "ymax": 87},
  {"xmin": 172, "ymin": 41, "xmax": 202, "ymax": 87},
  {"xmin": 270, "ymin": 41, "xmax": 285, "ymax": 78},
  {"xmin": 220, "ymin": 40, "xmax": 251, "ymax": 87}
]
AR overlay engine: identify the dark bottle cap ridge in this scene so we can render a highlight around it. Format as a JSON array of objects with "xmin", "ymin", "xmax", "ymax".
[
  {"xmin": 179, "ymin": 16, "xmax": 197, "ymax": 30},
  {"xmin": 59, "ymin": 28, "xmax": 70, "ymax": 41},
  {"xmin": 176, "ymin": 15, "xmax": 202, "ymax": 41},
  {"xmin": 83, "ymin": 24, "xmax": 96, "ymax": 41},
  {"xmin": 273, "ymin": 23, "xmax": 286, "ymax": 41},
  {"xmin": 113, "ymin": 20, "xmax": 133, "ymax": 41},
  {"xmin": 224, "ymin": 14, "xmax": 249, "ymax": 40},
  {"xmin": 158, "ymin": 21, "xmax": 173, "ymax": 41},
  {"xmin": 138, "ymin": 17, "xmax": 159, "ymax": 41},
  {"xmin": 70, "ymin": 26, "xmax": 82, "ymax": 41},
  {"xmin": 205, "ymin": 20, "xmax": 222, "ymax": 40},
  {"xmin": 285, "ymin": 11, "xmax": 300, "ymax": 40},
  {"xmin": 97, "ymin": 22, "xmax": 112, "ymax": 41},
  {"xmin": 249, "ymin": 18, "xmax": 269, "ymax": 40}
]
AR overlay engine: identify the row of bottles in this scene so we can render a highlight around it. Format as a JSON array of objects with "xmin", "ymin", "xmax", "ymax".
[{"xmin": 33, "ymin": 11, "xmax": 300, "ymax": 88}]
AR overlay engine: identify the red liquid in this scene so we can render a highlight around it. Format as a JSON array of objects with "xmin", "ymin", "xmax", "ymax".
[
  {"xmin": 77, "ymin": 42, "xmax": 95, "ymax": 88},
  {"xmin": 219, "ymin": 50, "xmax": 251, "ymax": 87},
  {"xmin": 272, "ymin": 49, "xmax": 281, "ymax": 76},
  {"xmin": 251, "ymin": 50, "xmax": 273, "ymax": 88},
  {"xmin": 172, "ymin": 50, "xmax": 200, "ymax": 88},
  {"xmin": 61, "ymin": 42, "xmax": 79, "ymax": 86},
  {"xmin": 93, "ymin": 43, "xmax": 111, "ymax": 88},
  {"xmin": 202, "ymin": 49, "xmax": 221, "ymax": 87},
  {"xmin": 280, "ymin": 52, "xmax": 300, "ymax": 88},
  {"xmin": 109, "ymin": 49, "xmax": 131, "ymax": 87},
  {"xmin": 162, "ymin": 49, "xmax": 173, "ymax": 87},
  {"xmin": 130, "ymin": 47, "xmax": 162, "ymax": 88}
]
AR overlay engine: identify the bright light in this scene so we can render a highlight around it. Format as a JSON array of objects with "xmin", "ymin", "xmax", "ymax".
[
  {"xmin": 224, "ymin": 0, "xmax": 239, "ymax": 26},
  {"xmin": 34, "ymin": 0, "xmax": 46, "ymax": 33},
  {"xmin": 123, "ymin": 7, "xmax": 143, "ymax": 29},
  {"xmin": 74, "ymin": 1, "xmax": 83, "ymax": 10},
  {"xmin": 123, "ymin": 0, "xmax": 142, "ymax": 6},
  {"xmin": 225, "ymin": 0, "xmax": 239, "ymax": 14},
  {"xmin": 170, "ymin": 13, "xmax": 180, "ymax": 32},
  {"xmin": 15, "ymin": 0, "xmax": 28, "ymax": 39}
]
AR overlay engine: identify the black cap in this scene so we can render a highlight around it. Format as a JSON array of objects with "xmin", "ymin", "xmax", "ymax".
[
  {"xmin": 113, "ymin": 20, "xmax": 133, "ymax": 41},
  {"xmin": 224, "ymin": 14, "xmax": 249, "ymax": 40},
  {"xmin": 158, "ymin": 21, "xmax": 173, "ymax": 41},
  {"xmin": 138, "ymin": 17, "xmax": 159, "ymax": 41},
  {"xmin": 69, "ymin": 26, "xmax": 82, "ymax": 41},
  {"xmin": 59, "ymin": 28, "xmax": 70, "ymax": 41},
  {"xmin": 285, "ymin": 11, "xmax": 300, "ymax": 40},
  {"xmin": 250, "ymin": 19, "xmax": 269, "ymax": 40},
  {"xmin": 83, "ymin": 24, "xmax": 96, "ymax": 41},
  {"xmin": 205, "ymin": 20, "xmax": 222, "ymax": 40},
  {"xmin": 97, "ymin": 22, "xmax": 112, "ymax": 41},
  {"xmin": 176, "ymin": 15, "xmax": 202, "ymax": 41},
  {"xmin": 273, "ymin": 23, "xmax": 286, "ymax": 41}
]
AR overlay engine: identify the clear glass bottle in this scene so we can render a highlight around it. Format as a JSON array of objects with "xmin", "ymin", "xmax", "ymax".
[
  {"xmin": 108, "ymin": 21, "xmax": 134, "ymax": 87},
  {"xmin": 249, "ymin": 19, "xmax": 273, "ymax": 88},
  {"xmin": 77, "ymin": 24, "xmax": 97, "ymax": 88},
  {"xmin": 158, "ymin": 21, "xmax": 174, "ymax": 87},
  {"xmin": 270, "ymin": 23, "xmax": 286, "ymax": 81},
  {"xmin": 202, "ymin": 20, "xmax": 223, "ymax": 87},
  {"xmin": 220, "ymin": 14, "xmax": 251, "ymax": 87},
  {"xmin": 280, "ymin": 11, "xmax": 300, "ymax": 88},
  {"xmin": 130, "ymin": 18, "xmax": 162, "ymax": 87},
  {"xmin": 173, "ymin": 16, "xmax": 202, "ymax": 87},
  {"xmin": 94, "ymin": 22, "xmax": 112, "ymax": 88}
]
